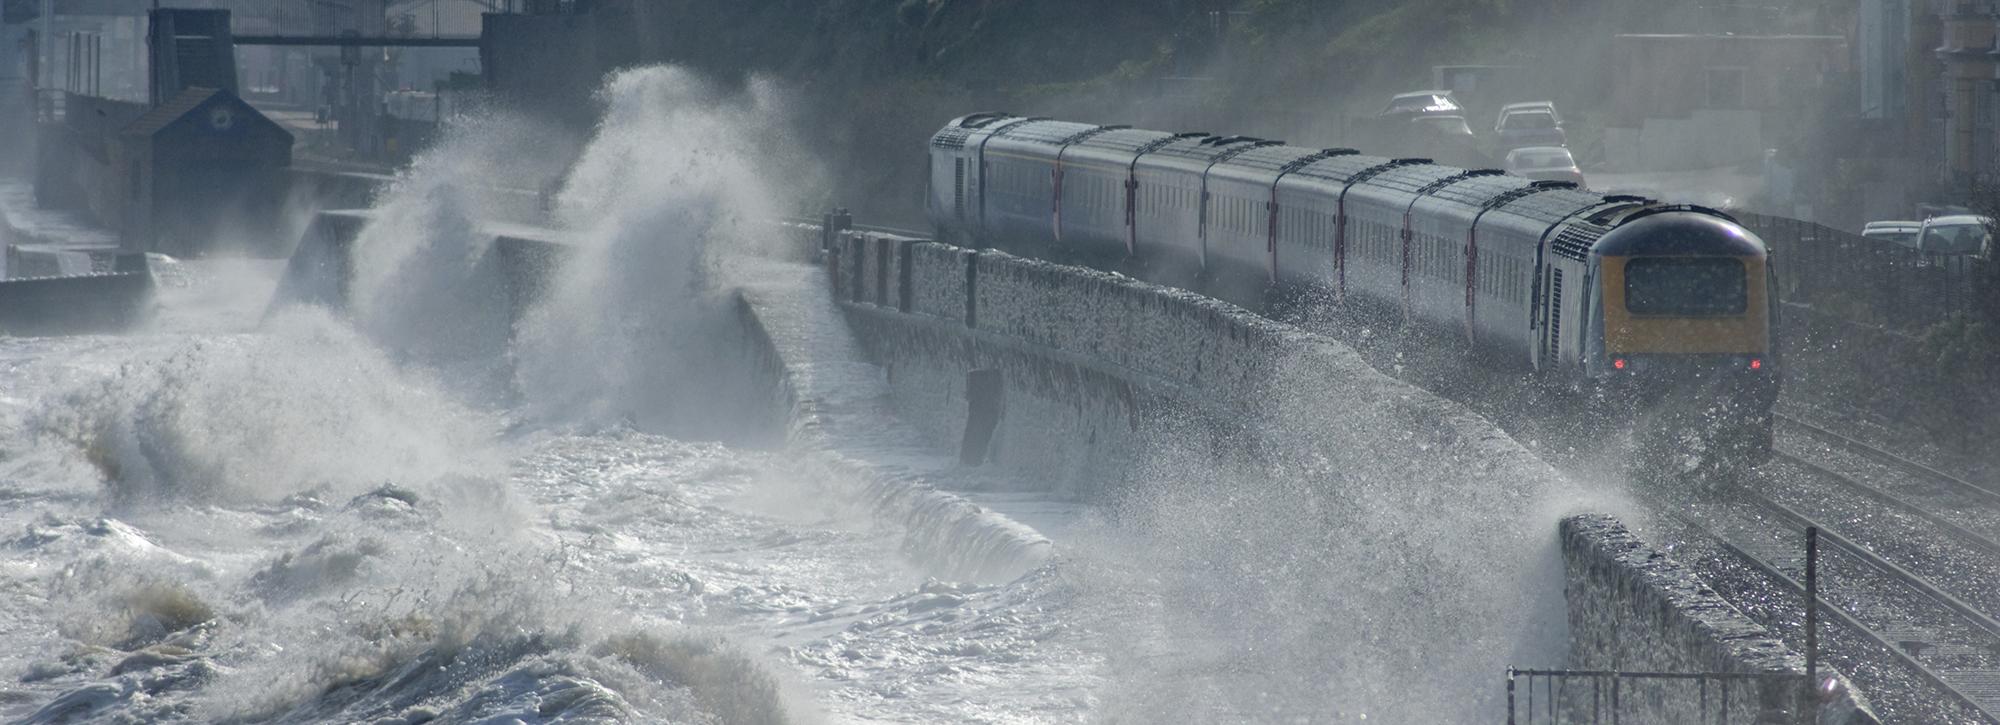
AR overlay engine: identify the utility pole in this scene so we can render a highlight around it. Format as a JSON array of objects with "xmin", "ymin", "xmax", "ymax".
[{"xmin": 38, "ymin": 0, "xmax": 51, "ymax": 88}]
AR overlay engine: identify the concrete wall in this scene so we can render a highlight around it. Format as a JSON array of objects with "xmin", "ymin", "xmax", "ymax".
[
  {"xmin": 818, "ymin": 226, "xmax": 1879, "ymax": 722},
  {"xmin": 268, "ymin": 209, "xmax": 570, "ymax": 359},
  {"xmin": 0, "ymin": 257, "xmax": 153, "ymax": 336},
  {"xmin": 1561, "ymin": 514, "xmax": 1877, "ymax": 724}
]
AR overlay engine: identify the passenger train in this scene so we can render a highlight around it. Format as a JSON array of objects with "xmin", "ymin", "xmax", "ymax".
[{"xmin": 925, "ymin": 112, "xmax": 1779, "ymax": 466}]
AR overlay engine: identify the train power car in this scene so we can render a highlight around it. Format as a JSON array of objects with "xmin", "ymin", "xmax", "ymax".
[{"xmin": 926, "ymin": 113, "xmax": 1779, "ymax": 467}]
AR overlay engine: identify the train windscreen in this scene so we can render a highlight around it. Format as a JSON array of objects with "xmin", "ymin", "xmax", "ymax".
[{"xmin": 1624, "ymin": 257, "xmax": 1746, "ymax": 316}]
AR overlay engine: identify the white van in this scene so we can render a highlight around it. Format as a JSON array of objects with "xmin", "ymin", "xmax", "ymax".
[
  {"xmin": 1861, "ymin": 220, "xmax": 1921, "ymax": 249},
  {"xmin": 1915, "ymin": 215, "xmax": 1994, "ymax": 259}
]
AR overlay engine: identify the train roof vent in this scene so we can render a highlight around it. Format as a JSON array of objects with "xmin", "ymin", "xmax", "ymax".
[
  {"xmin": 1278, "ymin": 148, "xmax": 1353, "ymax": 174},
  {"xmin": 1416, "ymin": 169, "xmax": 1500, "ymax": 196},
  {"xmin": 1601, "ymin": 194, "xmax": 1650, "ymax": 204},
  {"xmin": 932, "ymin": 127, "xmax": 974, "ymax": 150},
  {"xmin": 1482, "ymin": 179, "xmax": 1570, "ymax": 210},
  {"xmin": 1634, "ymin": 203, "xmax": 1739, "ymax": 223},
  {"xmin": 1393, "ymin": 157, "xmax": 1435, "ymax": 165},
  {"xmin": 1550, "ymin": 222, "xmax": 1607, "ymax": 262},
  {"xmin": 957, "ymin": 112, "xmax": 1012, "ymax": 129},
  {"xmin": 1060, "ymin": 125, "xmax": 1128, "ymax": 145}
]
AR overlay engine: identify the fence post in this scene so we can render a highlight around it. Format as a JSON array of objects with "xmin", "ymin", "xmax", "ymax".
[
  {"xmin": 1805, "ymin": 526, "xmax": 1819, "ymax": 724},
  {"xmin": 1507, "ymin": 668, "xmax": 1517, "ymax": 725}
]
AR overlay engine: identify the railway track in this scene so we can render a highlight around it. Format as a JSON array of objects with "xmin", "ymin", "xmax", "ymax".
[
  {"xmin": 1690, "ymin": 486, "xmax": 2000, "ymax": 723},
  {"xmin": 1680, "ymin": 413, "xmax": 2000, "ymax": 722}
]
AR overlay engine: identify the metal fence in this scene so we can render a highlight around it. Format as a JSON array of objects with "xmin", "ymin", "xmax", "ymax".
[
  {"xmin": 1506, "ymin": 669, "xmax": 1807, "ymax": 724},
  {"xmin": 1735, "ymin": 211, "xmax": 1988, "ymax": 330}
]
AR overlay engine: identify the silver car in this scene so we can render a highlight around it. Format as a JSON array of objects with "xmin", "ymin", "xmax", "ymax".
[
  {"xmin": 1504, "ymin": 146, "xmax": 1584, "ymax": 186},
  {"xmin": 1861, "ymin": 220, "xmax": 1921, "ymax": 249},
  {"xmin": 1495, "ymin": 102, "xmax": 1566, "ymax": 149}
]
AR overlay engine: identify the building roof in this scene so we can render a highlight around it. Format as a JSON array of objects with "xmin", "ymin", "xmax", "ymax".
[
  {"xmin": 121, "ymin": 87, "xmax": 224, "ymax": 138},
  {"xmin": 119, "ymin": 86, "xmax": 292, "ymax": 147}
]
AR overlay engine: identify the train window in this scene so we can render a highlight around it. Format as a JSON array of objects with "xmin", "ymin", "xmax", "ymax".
[{"xmin": 1624, "ymin": 257, "xmax": 1747, "ymax": 316}]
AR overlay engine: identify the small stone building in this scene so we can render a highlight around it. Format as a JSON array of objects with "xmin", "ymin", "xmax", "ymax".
[{"xmin": 118, "ymin": 86, "xmax": 292, "ymax": 257}]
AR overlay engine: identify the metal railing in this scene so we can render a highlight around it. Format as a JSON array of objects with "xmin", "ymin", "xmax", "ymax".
[{"xmin": 1509, "ymin": 528, "xmax": 1825, "ymax": 724}]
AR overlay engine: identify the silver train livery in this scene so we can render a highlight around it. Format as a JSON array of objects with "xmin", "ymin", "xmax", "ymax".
[{"xmin": 925, "ymin": 112, "xmax": 1780, "ymax": 465}]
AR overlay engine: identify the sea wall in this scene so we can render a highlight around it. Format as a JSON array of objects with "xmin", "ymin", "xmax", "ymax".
[
  {"xmin": 1561, "ymin": 515, "xmax": 1877, "ymax": 724},
  {"xmin": 818, "ymin": 226, "xmax": 1879, "ymax": 723}
]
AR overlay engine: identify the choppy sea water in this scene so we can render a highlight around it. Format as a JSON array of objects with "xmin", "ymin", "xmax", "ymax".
[{"xmin": 0, "ymin": 257, "xmax": 1097, "ymax": 724}]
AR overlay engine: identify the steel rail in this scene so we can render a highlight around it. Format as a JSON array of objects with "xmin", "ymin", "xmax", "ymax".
[
  {"xmin": 1691, "ymin": 506, "xmax": 2000, "ymax": 723},
  {"xmin": 1776, "ymin": 412, "xmax": 2000, "ymax": 505}
]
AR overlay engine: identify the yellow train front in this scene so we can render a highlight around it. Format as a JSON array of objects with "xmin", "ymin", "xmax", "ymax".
[{"xmin": 1573, "ymin": 208, "xmax": 1779, "ymax": 468}]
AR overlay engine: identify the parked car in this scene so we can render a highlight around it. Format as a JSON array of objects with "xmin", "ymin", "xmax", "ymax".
[
  {"xmin": 1494, "ymin": 102, "xmax": 1565, "ymax": 149},
  {"xmin": 1860, "ymin": 220, "xmax": 1921, "ymax": 249},
  {"xmin": 1410, "ymin": 113, "xmax": 1475, "ymax": 140},
  {"xmin": 1381, "ymin": 90, "xmax": 1462, "ymax": 118},
  {"xmin": 1915, "ymin": 214, "xmax": 1994, "ymax": 259},
  {"xmin": 1408, "ymin": 114, "xmax": 1485, "ymax": 167},
  {"xmin": 1503, "ymin": 146, "xmax": 1585, "ymax": 186}
]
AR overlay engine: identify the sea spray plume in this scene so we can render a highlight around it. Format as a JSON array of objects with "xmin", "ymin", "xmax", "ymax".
[
  {"xmin": 1096, "ymin": 345, "xmax": 1608, "ymax": 721},
  {"xmin": 343, "ymin": 112, "xmax": 578, "ymax": 379},
  {"xmin": 514, "ymin": 66, "xmax": 815, "ymax": 429}
]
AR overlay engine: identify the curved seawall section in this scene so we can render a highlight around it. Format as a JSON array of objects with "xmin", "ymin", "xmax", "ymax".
[
  {"xmin": 818, "ymin": 226, "xmax": 1878, "ymax": 722},
  {"xmin": 729, "ymin": 258, "xmax": 1055, "ymax": 584}
]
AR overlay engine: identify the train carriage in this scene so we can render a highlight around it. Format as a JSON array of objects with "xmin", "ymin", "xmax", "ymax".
[
  {"xmin": 1134, "ymin": 135, "xmax": 1265, "ymax": 269},
  {"xmin": 927, "ymin": 112, "xmax": 1017, "ymax": 239},
  {"xmin": 1341, "ymin": 163, "xmax": 1463, "ymax": 317},
  {"xmin": 1458, "ymin": 182, "xmax": 1589, "ymax": 362},
  {"xmin": 926, "ymin": 113, "xmax": 1780, "ymax": 466},
  {"xmin": 1274, "ymin": 154, "xmax": 1397, "ymax": 293},
  {"xmin": 1201, "ymin": 143, "xmax": 1312, "ymax": 278},
  {"xmin": 1406, "ymin": 172, "xmax": 1536, "ymax": 340},
  {"xmin": 1055, "ymin": 127, "xmax": 1179, "ymax": 257},
  {"xmin": 979, "ymin": 119, "xmax": 1098, "ymax": 243}
]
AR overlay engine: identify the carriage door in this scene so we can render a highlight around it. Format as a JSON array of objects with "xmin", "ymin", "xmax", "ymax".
[
  {"xmin": 1544, "ymin": 267, "xmax": 1564, "ymax": 368},
  {"xmin": 954, "ymin": 158, "xmax": 967, "ymax": 221}
]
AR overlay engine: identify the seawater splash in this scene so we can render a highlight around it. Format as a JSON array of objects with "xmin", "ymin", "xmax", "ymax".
[
  {"xmin": 514, "ymin": 66, "xmax": 815, "ymax": 431},
  {"xmin": 343, "ymin": 113, "xmax": 577, "ymax": 381},
  {"xmin": 0, "ymin": 67, "xmax": 831, "ymax": 723},
  {"xmin": 31, "ymin": 307, "xmax": 498, "ymax": 505},
  {"xmin": 1087, "ymin": 347, "xmax": 1612, "ymax": 722},
  {"xmin": 3, "ymin": 310, "xmax": 804, "ymax": 722}
]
